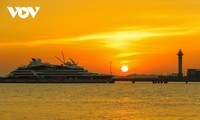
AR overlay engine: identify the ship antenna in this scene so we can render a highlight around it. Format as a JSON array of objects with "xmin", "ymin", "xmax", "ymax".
[
  {"xmin": 61, "ymin": 52, "xmax": 66, "ymax": 63},
  {"xmin": 55, "ymin": 56, "xmax": 65, "ymax": 65}
]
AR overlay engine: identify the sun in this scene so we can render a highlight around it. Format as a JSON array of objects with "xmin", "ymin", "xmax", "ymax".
[{"xmin": 121, "ymin": 65, "xmax": 129, "ymax": 72}]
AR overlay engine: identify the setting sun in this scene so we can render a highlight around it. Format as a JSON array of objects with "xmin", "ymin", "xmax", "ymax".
[
  {"xmin": 121, "ymin": 65, "xmax": 129, "ymax": 72},
  {"xmin": 1, "ymin": 0, "xmax": 200, "ymax": 77}
]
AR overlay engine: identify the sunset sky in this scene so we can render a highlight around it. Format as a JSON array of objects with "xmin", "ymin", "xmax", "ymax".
[{"xmin": 1, "ymin": 0, "xmax": 200, "ymax": 76}]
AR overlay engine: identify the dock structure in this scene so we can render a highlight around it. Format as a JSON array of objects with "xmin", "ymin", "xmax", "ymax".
[
  {"xmin": 112, "ymin": 77, "xmax": 200, "ymax": 84},
  {"xmin": 0, "ymin": 77, "xmax": 199, "ymax": 83}
]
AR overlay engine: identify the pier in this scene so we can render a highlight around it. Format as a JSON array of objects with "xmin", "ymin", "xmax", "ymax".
[{"xmin": 112, "ymin": 77, "xmax": 200, "ymax": 84}]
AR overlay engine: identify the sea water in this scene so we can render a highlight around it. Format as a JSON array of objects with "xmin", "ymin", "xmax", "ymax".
[{"xmin": 0, "ymin": 83, "xmax": 200, "ymax": 120}]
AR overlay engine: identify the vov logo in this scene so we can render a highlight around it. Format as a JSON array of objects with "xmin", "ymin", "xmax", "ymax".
[{"xmin": 7, "ymin": 7, "xmax": 40, "ymax": 19}]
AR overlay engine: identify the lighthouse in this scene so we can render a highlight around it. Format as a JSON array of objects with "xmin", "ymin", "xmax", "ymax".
[{"xmin": 177, "ymin": 49, "xmax": 183, "ymax": 77}]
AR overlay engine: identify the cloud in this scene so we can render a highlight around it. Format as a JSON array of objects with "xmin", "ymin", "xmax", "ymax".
[
  {"xmin": 0, "ymin": 26, "xmax": 196, "ymax": 47},
  {"xmin": 116, "ymin": 52, "xmax": 142, "ymax": 58}
]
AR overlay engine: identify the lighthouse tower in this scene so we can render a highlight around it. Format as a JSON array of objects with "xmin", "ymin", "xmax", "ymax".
[{"xmin": 177, "ymin": 49, "xmax": 183, "ymax": 77}]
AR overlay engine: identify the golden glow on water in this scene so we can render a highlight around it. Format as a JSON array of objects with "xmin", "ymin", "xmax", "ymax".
[{"xmin": 0, "ymin": 84, "xmax": 200, "ymax": 119}]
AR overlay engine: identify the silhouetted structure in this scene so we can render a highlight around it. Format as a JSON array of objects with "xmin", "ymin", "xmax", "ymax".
[
  {"xmin": 187, "ymin": 69, "xmax": 200, "ymax": 78},
  {"xmin": 177, "ymin": 49, "xmax": 183, "ymax": 77},
  {"xmin": 2, "ymin": 50, "xmax": 200, "ymax": 84}
]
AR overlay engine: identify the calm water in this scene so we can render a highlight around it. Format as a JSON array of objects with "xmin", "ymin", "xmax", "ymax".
[{"xmin": 0, "ymin": 83, "xmax": 200, "ymax": 120}]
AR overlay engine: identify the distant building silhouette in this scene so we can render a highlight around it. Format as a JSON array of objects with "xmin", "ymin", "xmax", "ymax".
[
  {"xmin": 187, "ymin": 69, "xmax": 200, "ymax": 78},
  {"xmin": 177, "ymin": 49, "xmax": 183, "ymax": 77}
]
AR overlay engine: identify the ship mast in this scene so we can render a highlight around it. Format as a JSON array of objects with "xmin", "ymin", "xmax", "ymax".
[
  {"xmin": 70, "ymin": 58, "xmax": 78, "ymax": 65},
  {"xmin": 55, "ymin": 56, "xmax": 65, "ymax": 65},
  {"xmin": 55, "ymin": 52, "xmax": 67, "ymax": 65},
  {"xmin": 62, "ymin": 52, "xmax": 66, "ymax": 63}
]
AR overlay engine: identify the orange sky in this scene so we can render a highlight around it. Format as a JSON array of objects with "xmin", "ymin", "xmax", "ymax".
[{"xmin": 1, "ymin": 0, "xmax": 200, "ymax": 76}]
